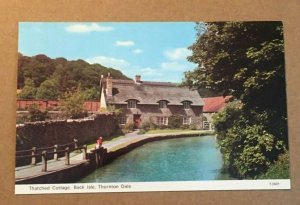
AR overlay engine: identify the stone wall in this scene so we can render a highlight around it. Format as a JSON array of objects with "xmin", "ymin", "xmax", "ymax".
[{"xmin": 16, "ymin": 114, "xmax": 119, "ymax": 150}]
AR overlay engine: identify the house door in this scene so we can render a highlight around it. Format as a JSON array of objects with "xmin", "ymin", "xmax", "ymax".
[{"xmin": 133, "ymin": 114, "xmax": 141, "ymax": 129}]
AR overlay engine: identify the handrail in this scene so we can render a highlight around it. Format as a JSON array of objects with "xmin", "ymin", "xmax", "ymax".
[
  {"xmin": 16, "ymin": 149, "xmax": 33, "ymax": 154},
  {"xmin": 35, "ymin": 142, "xmax": 75, "ymax": 151},
  {"xmin": 16, "ymin": 146, "xmax": 86, "ymax": 159},
  {"xmin": 16, "ymin": 140, "xmax": 77, "ymax": 154},
  {"xmin": 16, "ymin": 139, "xmax": 81, "ymax": 167},
  {"xmin": 15, "ymin": 145, "xmax": 88, "ymax": 172}
]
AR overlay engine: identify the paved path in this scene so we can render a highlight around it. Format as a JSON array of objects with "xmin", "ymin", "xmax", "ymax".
[
  {"xmin": 15, "ymin": 130, "xmax": 209, "ymax": 181},
  {"xmin": 102, "ymin": 130, "xmax": 207, "ymax": 151}
]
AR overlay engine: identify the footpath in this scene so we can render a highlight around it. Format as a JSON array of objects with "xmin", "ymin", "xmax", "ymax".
[{"xmin": 15, "ymin": 130, "xmax": 211, "ymax": 182}]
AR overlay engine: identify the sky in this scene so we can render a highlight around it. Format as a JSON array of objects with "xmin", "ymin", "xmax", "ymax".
[{"xmin": 19, "ymin": 22, "xmax": 198, "ymax": 82}]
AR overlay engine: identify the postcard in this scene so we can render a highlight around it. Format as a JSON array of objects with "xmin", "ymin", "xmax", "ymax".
[{"xmin": 15, "ymin": 22, "xmax": 290, "ymax": 194}]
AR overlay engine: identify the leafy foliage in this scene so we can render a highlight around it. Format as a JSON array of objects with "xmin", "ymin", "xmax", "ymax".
[
  {"xmin": 36, "ymin": 79, "xmax": 59, "ymax": 99},
  {"xmin": 59, "ymin": 87, "xmax": 88, "ymax": 119},
  {"xmin": 18, "ymin": 79, "xmax": 37, "ymax": 99},
  {"xmin": 184, "ymin": 22, "xmax": 286, "ymax": 119},
  {"xmin": 213, "ymin": 103, "xmax": 285, "ymax": 178},
  {"xmin": 17, "ymin": 53, "xmax": 130, "ymax": 100},
  {"xmin": 259, "ymin": 152, "xmax": 290, "ymax": 179},
  {"xmin": 28, "ymin": 104, "xmax": 48, "ymax": 122},
  {"xmin": 168, "ymin": 115, "xmax": 182, "ymax": 129},
  {"xmin": 122, "ymin": 122, "xmax": 135, "ymax": 133},
  {"xmin": 141, "ymin": 119, "xmax": 158, "ymax": 131},
  {"xmin": 185, "ymin": 22, "xmax": 288, "ymax": 178}
]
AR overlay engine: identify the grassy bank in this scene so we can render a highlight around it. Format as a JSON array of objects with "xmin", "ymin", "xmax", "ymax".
[{"xmin": 139, "ymin": 129, "xmax": 213, "ymax": 135}]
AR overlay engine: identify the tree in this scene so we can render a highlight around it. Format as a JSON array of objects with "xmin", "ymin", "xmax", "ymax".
[
  {"xmin": 184, "ymin": 22, "xmax": 288, "ymax": 178},
  {"xmin": 59, "ymin": 87, "xmax": 87, "ymax": 119},
  {"xmin": 184, "ymin": 22, "xmax": 286, "ymax": 116},
  {"xmin": 82, "ymin": 87, "xmax": 100, "ymax": 100},
  {"xmin": 213, "ymin": 103, "xmax": 285, "ymax": 178},
  {"xmin": 17, "ymin": 79, "xmax": 37, "ymax": 99},
  {"xmin": 36, "ymin": 79, "xmax": 59, "ymax": 99},
  {"xmin": 18, "ymin": 53, "xmax": 131, "ymax": 100}
]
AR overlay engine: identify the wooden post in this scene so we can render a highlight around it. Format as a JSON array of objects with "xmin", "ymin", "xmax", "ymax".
[
  {"xmin": 74, "ymin": 138, "xmax": 78, "ymax": 149},
  {"xmin": 83, "ymin": 145, "xmax": 87, "ymax": 160},
  {"xmin": 41, "ymin": 151, "xmax": 47, "ymax": 172},
  {"xmin": 95, "ymin": 149, "xmax": 100, "ymax": 167},
  {"xmin": 65, "ymin": 147, "xmax": 70, "ymax": 165},
  {"xmin": 54, "ymin": 145, "xmax": 58, "ymax": 160},
  {"xmin": 31, "ymin": 147, "xmax": 37, "ymax": 165}
]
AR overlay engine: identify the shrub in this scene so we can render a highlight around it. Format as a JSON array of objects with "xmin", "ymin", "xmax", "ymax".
[
  {"xmin": 123, "ymin": 122, "xmax": 134, "ymax": 133},
  {"xmin": 223, "ymin": 124, "xmax": 285, "ymax": 178},
  {"xmin": 18, "ymin": 79, "xmax": 37, "ymax": 99},
  {"xmin": 168, "ymin": 115, "xmax": 182, "ymax": 129},
  {"xmin": 16, "ymin": 115, "xmax": 29, "ymax": 124},
  {"xmin": 213, "ymin": 103, "xmax": 286, "ymax": 178},
  {"xmin": 107, "ymin": 105, "xmax": 123, "ymax": 115},
  {"xmin": 260, "ymin": 152, "xmax": 290, "ymax": 179},
  {"xmin": 59, "ymin": 87, "xmax": 88, "ymax": 119},
  {"xmin": 141, "ymin": 119, "xmax": 157, "ymax": 131},
  {"xmin": 28, "ymin": 104, "xmax": 48, "ymax": 122},
  {"xmin": 189, "ymin": 124, "xmax": 197, "ymax": 130},
  {"xmin": 180, "ymin": 124, "xmax": 190, "ymax": 129},
  {"xmin": 157, "ymin": 124, "xmax": 168, "ymax": 129}
]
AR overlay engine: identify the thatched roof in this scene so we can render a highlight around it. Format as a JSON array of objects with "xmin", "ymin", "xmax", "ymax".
[{"xmin": 107, "ymin": 79, "xmax": 204, "ymax": 106}]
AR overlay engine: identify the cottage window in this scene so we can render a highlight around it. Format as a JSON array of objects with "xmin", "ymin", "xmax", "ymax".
[
  {"xmin": 119, "ymin": 116, "xmax": 127, "ymax": 125},
  {"xmin": 127, "ymin": 100, "xmax": 137, "ymax": 108},
  {"xmin": 158, "ymin": 100, "xmax": 167, "ymax": 109},
  {"xmin": 183, "ymin": 117, "xmax": 191, "ymax": 125},
  {"xmin": 157, "ymin": 117, "xmax": 168, "ymax": 125},
  {"xmin": 183, "ymin": 101, "xmax": 191, "ymax": 110}
]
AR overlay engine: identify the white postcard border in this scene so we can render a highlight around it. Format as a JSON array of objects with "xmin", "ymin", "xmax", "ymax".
[{"xmin": 15, "ymin": 179, "xmax": 291, "ymax": 195}]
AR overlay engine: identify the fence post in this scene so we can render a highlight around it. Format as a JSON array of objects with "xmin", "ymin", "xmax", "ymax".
[
  {"xmin": 65, "ymin": 147, "xmax": 70, "ymax": 165},
  {"xmin": 41, "ymin": 151, "xmax": 47, "ymax": 172},
  {"xmin": 54, "ymin": 145, "xmax": 58, "ymax": 160},
  {"xmin": 95, "ymin": 149, "xmax": 100, "ymax": 167},
  {"xmin": 74, "ymin": 138, "xmax": 78, "ymax": 149},
  {"xmin": 83, "ymin": 145, "xmax": 87, "ymax": 160},
  {"xmin": 31, "ymin": 147, "xmax": 37, "ymax": 165}
]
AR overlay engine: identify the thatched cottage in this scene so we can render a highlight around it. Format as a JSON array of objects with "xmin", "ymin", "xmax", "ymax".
[{"xmin": 100, "ymin": 74, "xmax": 204, "ymax": 129}]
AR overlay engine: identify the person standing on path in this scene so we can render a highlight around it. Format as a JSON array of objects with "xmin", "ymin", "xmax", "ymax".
[{"xmin": 96, "ymin": 137, "xmax": 103, "ymax": 149}]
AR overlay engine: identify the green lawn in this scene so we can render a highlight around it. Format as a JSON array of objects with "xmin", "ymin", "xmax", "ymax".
[{"xmin": 142, "ymin": 129, "xmax": 205, "ymax": 134}]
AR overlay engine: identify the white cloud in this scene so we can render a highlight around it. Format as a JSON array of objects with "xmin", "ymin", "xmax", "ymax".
[
  {"xmin": 164, "ymin": 47, "xmax": 192, "ymax": 61},
  {"xmin": 65, "ymin": 23, "xmax": 113, "ymax": 33},
  {"xmin": 132, "ymin": 49, "xmax": 143, "ymax": 54},
  {"xmin": 86, "ymin": 56, "xmax": 129, "ymax": 71},
  {"xmin": 140, "ymin": 67, "xmax": 163, "ymax": 77},
  {"xmin": 161, "ymin": 61, "xmax": 188, "ymax": 71},
  {"xmin": 114, "ymin": 40, "xmax": 135, "ymax": 47}
]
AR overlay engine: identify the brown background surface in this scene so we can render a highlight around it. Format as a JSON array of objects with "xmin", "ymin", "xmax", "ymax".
[{"xmin": 0, "ymin": 0, "xmax": 300, "ymax": 204}]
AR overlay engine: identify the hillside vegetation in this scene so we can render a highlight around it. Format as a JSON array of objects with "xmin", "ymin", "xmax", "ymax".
[{"xmin": 17, "ymin": 53, "xmax": 130, "ymax": 100}]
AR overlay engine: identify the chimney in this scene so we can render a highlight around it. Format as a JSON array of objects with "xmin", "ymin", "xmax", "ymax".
[
  {"xmin": 135, "ymin": 75, "xmax": 141, "ymax": 83},
  {"xmin": 106, "ymin": 73, "xmax": 113, "ymax": 99}
]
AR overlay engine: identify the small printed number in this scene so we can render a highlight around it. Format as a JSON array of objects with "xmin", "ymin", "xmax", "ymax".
[{"xmin": 269, "ymin": 182, "xmax": 280, "ymax": 186}]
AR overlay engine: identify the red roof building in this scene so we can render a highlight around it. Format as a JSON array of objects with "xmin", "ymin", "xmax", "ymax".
[{"xmin": 203, "ymin": 96, "xmax": 232, "ymax": 113}]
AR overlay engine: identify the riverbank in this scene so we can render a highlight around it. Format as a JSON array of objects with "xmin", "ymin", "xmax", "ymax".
[
  {"xmin": 102, "ymin": 129, "xmax": 214, "ymax": 152},
  {"xmin": 79, "ymin": 135, "xmax": 225, "ymax": 183},
  {"xmin": 15, "ymin": 130, "xmax": 214, "ymax": 184}
]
